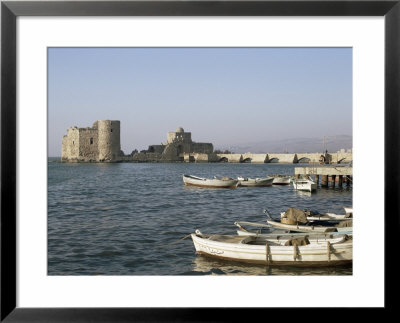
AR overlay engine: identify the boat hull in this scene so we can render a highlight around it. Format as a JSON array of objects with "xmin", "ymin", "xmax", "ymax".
[
  {"xmin": 191, "ymin": 233, "xmax": 352, "ymax": 267},
  {"xmin": 272, "ymin": 177, "xmax": 291, "ymax": 185},
  {"xmin": 344, "ymin": 207, "xmax": 353, "ymax": 214},
  {"xmin": 306, "ymin": 213, "xmax": 350, "ymax": 221},
  {"xmin": 293, "ymin": 181, "xmax": 317, "ymax": 192},
  {"xmin": 238, "ymin": 177, "xmax": 274, "ymax": 187},
  {"xmin": 236, "ymin": 230, "xmax": 352, "ymax": 238},
  {"xmin": 183, "ymin": 175, "xmax": 239, "ymax": 188},
  {"xmin": 280, "ymin": 211, "xmax": 351, "ymax": 221},
  {"xmin": 267, "ymin": 219, "xmax": 352, "ymax": 233}
]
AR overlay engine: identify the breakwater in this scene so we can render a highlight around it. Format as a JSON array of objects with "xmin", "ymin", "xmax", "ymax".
[{"xmin": 117, "ymin": 151, "xmax": 352, "ymax": 164}]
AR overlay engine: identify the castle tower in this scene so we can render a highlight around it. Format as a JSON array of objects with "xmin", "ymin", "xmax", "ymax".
[
  {"xmin": 61, "ymin": 127, "xmax": 80, "ymax": 161},
  {"xmin": 97, "ymin": 120, "xmax": 121, "ymax": 161},
  {"xmin": 166, "ymin": 127, "xmax": 192, "ymax": 144}
]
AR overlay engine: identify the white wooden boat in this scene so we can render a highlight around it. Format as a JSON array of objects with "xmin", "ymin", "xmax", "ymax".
[
  {"xmin": 237, "ymin": 176, "xmax": 274, "ymax": 187},
  {"xmin": 191, "ymin": 229, "xmax": 352, "ymax": 266},
  {"xmin": 280, "ymin": 211, "xmax": 352, "ymax": 222},
  {"xmin": 271, "ymin": 175, "xmax": 291, "ymax": 185},
  {"xmin": 266, "ymin": 219, "xmax": 353, "ymax": 233},
  {"xmin": 234, "ymin": 221, "xmax": 288, "ymax": 235},
  {"xmin": 265, "ymin": 209, "xmax": 352, "ymax": 233},
  {"xmin": 344, "ymin": 207, "xmax": 353, "ymax": 215},
  {"xmin": 182, "ymin": 174, "xmax": 239, "ymax": 188},
  {"xmin": 234, "ymin": 221, "xmax": 352, "ymax": 237},
  {"xmin": 293, "ymin": 178, "xmax": 317, "ymax": 192}
]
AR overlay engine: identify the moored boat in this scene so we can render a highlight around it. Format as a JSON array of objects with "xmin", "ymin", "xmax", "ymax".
[
  {"xmin": 293, "ymin": 178, "xmax": 317, "ymax": 192},
  {"xmin": 282, "ymin": 211, "xmax": 352, "ymax": 221},
  {"xmin": 265, "ymin": 209, "xmax": 353, "ymax": 233},
  {"xmin": 182, "ymin": 174, "xmax": 239, "ymax": 188},
  {"xmin": 191, "ymin": 229, "xmax": 352, "ymax": 266},
  {"xmin": 344, "ymin": 206, "xmax": 353, "ymax": 217},
  {"xmin": 234, "ymin": 221, "xmax": 287, "ymax": 235},
  {"xmin": 234, "ymin": 221, "xmax": 352, "ymax": 238},
  {"xmin": 271, "ymin": 175, "xmax": 291, "ymax": 185},
  {"xmin": 237, "ymin": 176, "xmax": 274, "ymax": 187}
]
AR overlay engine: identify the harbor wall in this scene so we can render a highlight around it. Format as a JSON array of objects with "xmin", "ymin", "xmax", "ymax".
[{"xmin": 267, "ymin": 154, "xmax": 297, "ymax": 163}]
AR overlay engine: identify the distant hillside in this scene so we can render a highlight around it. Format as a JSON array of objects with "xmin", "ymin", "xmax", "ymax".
[{"xmin": 216, "ymin": 135, "xmax": 352, "ymax": 154}]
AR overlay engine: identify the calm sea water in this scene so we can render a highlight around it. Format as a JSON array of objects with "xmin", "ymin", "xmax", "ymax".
[{"xmin": 48, "ymin": 158, "xmax": 352, "ymax": 275}]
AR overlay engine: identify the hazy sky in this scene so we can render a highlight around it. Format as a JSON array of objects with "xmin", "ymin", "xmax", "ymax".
[{"xmin": 48, "ymin": 47, "xmax": 352, "ymax": 156}]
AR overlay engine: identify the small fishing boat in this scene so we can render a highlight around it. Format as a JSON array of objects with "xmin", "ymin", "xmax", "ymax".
[
  {"xmin": 237, "ymin": 176, "xmax": 274, "ymax": 187},
  {"xmin": 293, "ymin": 178, "xmax": 317, "ymax": 192},
  {"xmin": 265, "ymin": 209, "xmax": 353, "ymax": 233},
  {"xmin": 191, "ymin": 229, "xmax": 352, "ymax": 266},
  {"xmin": 280, "ymin": 207, "xmax": 352, "ymax": 221},
  {"xmin": 234, "ymin": 221, "xmax": 352, "ymax": 237},
  {"xmin": 344, "ymin": 206, "xmax": 353, "ymax": 216},
  {"xmin": 182, "ymin": 174, "xmax": 239, "ymax": 188},
  {"xmin": 285, "ymin": 212, "xmax": 352, "ymax": 221},
  {"xmin": 271, "ymin": 175, "xmax": 291, "ymax": 185},
  {"xmin": 234, "ymin": 221, "xmax": 288, "ymax": 235}
]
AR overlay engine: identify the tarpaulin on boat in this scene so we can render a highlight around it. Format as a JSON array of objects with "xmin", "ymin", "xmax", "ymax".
[
  {"xmin": 282, "ymin": 208, "xmax": 308, "ymax": 224},
  {"xmin": 337, "ymin": 220, "xmax": 353, "ymax": 227}
]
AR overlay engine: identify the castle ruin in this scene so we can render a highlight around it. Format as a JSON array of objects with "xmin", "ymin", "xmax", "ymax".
[
  {"xmin": 147, "ymin": 127, "xmax": 214, "ymax": 162},
  {"xmin": 61, "ymin": 120, "xmax": 121, "ymax": 162},
  {"xmin": 61, "ymin": 121, "xmax": 214, "ymax": 162}
]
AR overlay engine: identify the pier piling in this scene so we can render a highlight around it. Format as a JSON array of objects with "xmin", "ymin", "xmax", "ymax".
[
  {"xmin": 294, "ymin": 166, "xmax": 352, "ymax": 188},
  {"xmin": 338, "ymin": 175, "xmax": 343, "ymax": 187},
  {"xmin": 331, "ymin": 175, "xmax": 336, "ymax": 188}
]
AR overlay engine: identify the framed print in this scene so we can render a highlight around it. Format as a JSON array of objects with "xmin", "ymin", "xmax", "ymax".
[{"xmin": 1, "ymin": 0, "xmax": 398, "ymax": 321}]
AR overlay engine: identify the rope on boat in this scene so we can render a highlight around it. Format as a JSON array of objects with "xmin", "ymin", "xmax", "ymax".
[
  {"xmin": 265, "ymin": 244, "xmax": 270, "ymax": 264},
  {"xmin": 293, "ymin": 245, "xmax": 298, "ymax": 261},
  {"xmin": 155, "ymin": 234, "xmax": 192, "ymax": 249},
  {"xmin": 327, "ymin": 241, "xmax": 331, "ymax": 262}
]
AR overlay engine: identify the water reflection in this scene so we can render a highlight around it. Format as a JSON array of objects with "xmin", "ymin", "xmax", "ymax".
[
  {"xmin": 294, "ymin": 190, "xmax": 312, "ymax": 197},
  {"xmin": 191, "ymin": 255, "xmax": 352, "ymax": 276}
]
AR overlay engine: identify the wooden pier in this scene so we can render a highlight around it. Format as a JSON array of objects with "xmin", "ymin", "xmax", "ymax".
[{"xmin": 294, "ymin": 166, "xmax": 352, "ymax": 187}]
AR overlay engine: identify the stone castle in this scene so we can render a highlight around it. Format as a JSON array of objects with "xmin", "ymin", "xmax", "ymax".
[
  {"xmin": 61, "ymin": 121, "xmax": 214, "ymax": 163},
  {"xmin": 61, "ymin": 120, "xmax": 352, "ymax": 164},
  {"xmin": 146, "ymin": 127, "xmax": 213, "ymax": 161},
  {"xmin": 61, "ymin": 120, "xmax": 121, "ymax": 162}
]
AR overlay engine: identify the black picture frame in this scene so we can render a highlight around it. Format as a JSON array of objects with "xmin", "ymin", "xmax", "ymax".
[{"xmin": 1, "ymin": 0, "xmax": 397, "ymax": 321}]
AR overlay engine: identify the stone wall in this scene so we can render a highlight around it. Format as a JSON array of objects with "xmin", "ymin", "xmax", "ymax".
[
  {"xmin": 167, "ymin": 131, "xmax": 191, "ymax": 144},
  {"xmin": 267, "ymin": 154, "xmax": 297, "ymax": 163},
  {"xmin": 61, "ymin": 136, "xmax": 68, "ymax": 160},
  {"xmin": 160, "ymin": 144, "xmax": 181, "ymax": 161},
  {"xmin": 195, "ymin": 153, "xmax": 219, "ymax": 162},
  {"xmin": 216, "ymin": 153, "xmax": 243, "ymax": 163},
  {"xmin": 78, "ymin": 128, "xmax": 98, "ymax": 161},
  {"xmin": 191, "ymin": 143, "xmax": 213, "ymax": 154},
  {"xmin": 131, "ymin": 152, "xmax": 162, "ymax": 162},
  {"xmin": 61, "ymin": 127, "xmax": 80, "ymax": 161},
  {"xmin": 213, "ymin": 152, "xmax": 352, "ymax": 164},
  {"xmin": 330, "ymin": 152, "xmax": 352, "ymax": 164},
  {"xmin": 148, "ymin": 145, "xmax": 165, "ymax": 154},
  {"xmin": 296, "ymin": 153, "xmax": 323, "ymax": 164},
  {"xmin": 242, "ymin": 153, "xmax": 268, "ymax": 163},
  {"xmin": 97, "ymin": 120, "xmax": 121, "ymax": 161},
  {"xmin": 61, "ymin": 120, "xmax": 121, "ymax": 162}
]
